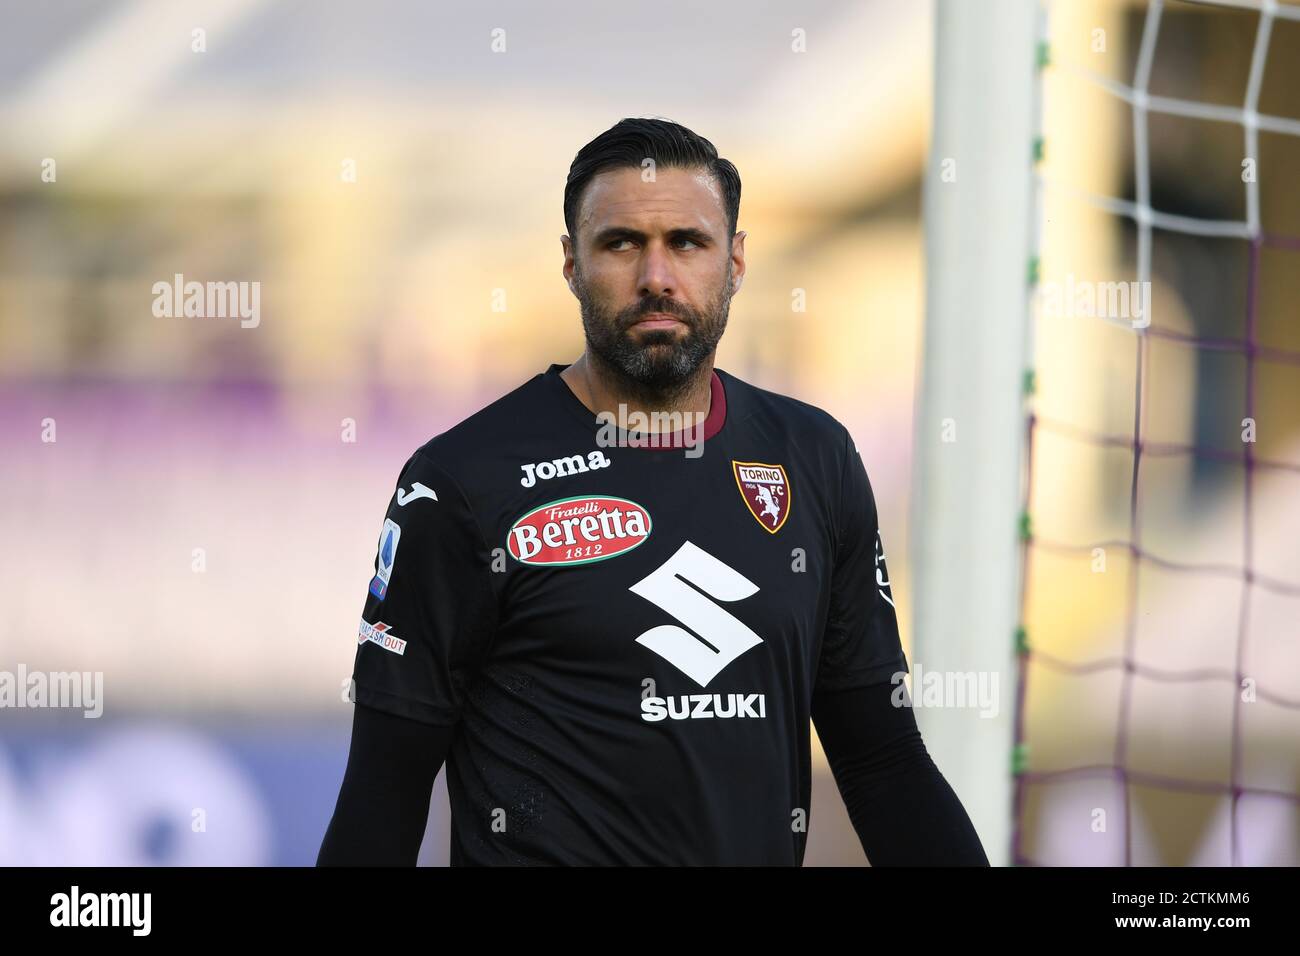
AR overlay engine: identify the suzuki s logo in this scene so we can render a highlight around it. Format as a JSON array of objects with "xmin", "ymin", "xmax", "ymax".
[
  {"xmin": 507, "ymin": 495, "xmax": 650, "ymax": 566},
  {"xmin": 628, "ymin": 540, "xmax": 762, "ymax": 686}
]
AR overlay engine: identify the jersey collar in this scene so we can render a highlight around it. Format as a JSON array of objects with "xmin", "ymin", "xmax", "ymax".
[{"xmin": 544, "ymin": 363, "xmax": 727, "ymax": 449}]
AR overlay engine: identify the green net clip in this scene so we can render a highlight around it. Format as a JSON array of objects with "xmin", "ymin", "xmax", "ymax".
[
  {"xmin": 1032, "ymin": 136, "xmax": 1045, "ymax": 163},
  {"xmin": 1036, "ymin": 41, "xmax": 1051, "ymax": 69},
  {"xmin": 1015, "ymin": 625, "xmax": 1029, "ymax": 655},
  {"xmin": 1012, "ymin": 743, "xmax": 1030, "ymax": 776},
  {"xmin": 1022, "ymin": 368, "xmax": 1036, "ymax": 396},
  {"xmin": 1018, "ymin": 511, "xmax": 1032, "ymax": 541}
]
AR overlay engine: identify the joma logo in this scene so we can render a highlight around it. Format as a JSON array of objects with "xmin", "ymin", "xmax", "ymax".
[{"xmin": 520, "ymin": 450, "xmax": 612, "ymax": 487}]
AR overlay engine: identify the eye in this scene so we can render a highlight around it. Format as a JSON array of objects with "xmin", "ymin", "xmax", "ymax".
[
  {"xmin": 672, "ymin": 237, "xmax": 700, "ymax": 250},
  {"xmin": 607, "ymin": 239, "xmax": 634, "ymax": 251}
]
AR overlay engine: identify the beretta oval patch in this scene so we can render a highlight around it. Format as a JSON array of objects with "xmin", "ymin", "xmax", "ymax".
[{"xmin": 507, "ymin": 495, "xmax": 652, "ymax": 566}]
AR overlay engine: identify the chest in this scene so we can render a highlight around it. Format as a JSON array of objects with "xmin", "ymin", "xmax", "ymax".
[{"xmin": 483, "ymin": 450, "xmax": 835, "ymax": 689}]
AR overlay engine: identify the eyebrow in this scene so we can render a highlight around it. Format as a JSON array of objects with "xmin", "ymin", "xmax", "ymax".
[{"xmin": 591, "ymin": 226, "xmax": 714, "ymax": 247}]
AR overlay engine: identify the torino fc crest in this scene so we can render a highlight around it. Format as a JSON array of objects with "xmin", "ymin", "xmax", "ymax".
[{"xmin": 732, "ymin": 460, "xmax": 791, "ymax": 533}]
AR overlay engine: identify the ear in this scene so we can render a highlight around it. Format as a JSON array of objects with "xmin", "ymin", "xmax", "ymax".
[
  {"xmin": 561, "ymin": 235, "xmax": 577, "ymax": 295},
  {"xmin": 729, "ymin": 230, "xmax": 747, "ymax": 295}
]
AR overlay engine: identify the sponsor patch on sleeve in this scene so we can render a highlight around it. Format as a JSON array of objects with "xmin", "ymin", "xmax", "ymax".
[
  {"xmin": 358, "ymin": 618, "xmax": 407, "ymax": 656},
  {"xmin": 368, "ymin": 518, "xmax": 401, "ymax": 599}
]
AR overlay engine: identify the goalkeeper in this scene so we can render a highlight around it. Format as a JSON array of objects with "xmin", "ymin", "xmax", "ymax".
[{"xmin": 318, "ymin": 118, "xmax": 988, "ymax": 866}]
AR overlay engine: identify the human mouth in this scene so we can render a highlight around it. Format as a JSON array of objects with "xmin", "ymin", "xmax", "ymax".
[{"xmin": 631, "ymin": 313, "xmax": 686, "ymax": 331}]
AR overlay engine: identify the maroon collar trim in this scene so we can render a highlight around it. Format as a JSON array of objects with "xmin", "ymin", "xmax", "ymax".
[{"xmin": 617, "ymin": 369, "xmax": 726, "ymax": 449}]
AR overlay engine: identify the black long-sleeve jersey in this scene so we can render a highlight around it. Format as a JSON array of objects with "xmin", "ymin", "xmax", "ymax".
[{"xmin": 347, "ymin": 362, "xmax": 912, "ymax": 865}]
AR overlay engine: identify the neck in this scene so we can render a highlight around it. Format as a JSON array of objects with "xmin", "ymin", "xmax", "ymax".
[{"xmin": 561, "ymin": 351, "xmax": 715, "ymax": 434}]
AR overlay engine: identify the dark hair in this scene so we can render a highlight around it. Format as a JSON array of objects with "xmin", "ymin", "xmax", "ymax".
[{"xmin": 563, "ymin": 117, "xmax": 741, "ymax": 245}]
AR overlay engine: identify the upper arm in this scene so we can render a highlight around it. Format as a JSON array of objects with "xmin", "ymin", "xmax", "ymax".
[
  {"xmin": 350, "ymin": 449, "xmax": 499, "ymax": 727},
  {"xmin": 813, "ymin": 426, "xmax": 909, "ymax": 700}
]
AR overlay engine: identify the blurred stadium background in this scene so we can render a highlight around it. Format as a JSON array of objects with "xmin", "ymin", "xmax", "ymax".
[{"xmin": 0, "ymin": 0, "xmax": 1295, "ymax": 865}]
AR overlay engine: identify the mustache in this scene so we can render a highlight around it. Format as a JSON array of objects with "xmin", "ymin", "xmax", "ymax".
[{"xmin": 622, "ymin": 301, "xmax": 692, "ymax": 329}]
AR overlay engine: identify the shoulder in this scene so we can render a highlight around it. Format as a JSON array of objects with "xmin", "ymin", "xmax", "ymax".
[
  {"xmin": 397, "ymin": 370, "xmax": 553, "ymax": 491},
  {"xmin": 717, "ymin": 370, "xmax": 874, "ymax": 530},
  {"xmin": 717, "ymin": 367, "xmax": 852, "ymax": 458}
]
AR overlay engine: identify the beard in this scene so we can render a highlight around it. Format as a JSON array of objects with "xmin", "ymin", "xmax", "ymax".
[{"xmin": 573, "ymin": 259, "xmax": 732, "ymax": 399}]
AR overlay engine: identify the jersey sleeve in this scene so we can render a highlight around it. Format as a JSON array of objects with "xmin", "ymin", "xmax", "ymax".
[
  {"xmin": 813, "ymin": 427, "xmax": 910, "ymax": 698},
  {"xmin": 349, "ymin": 449, "xmax": 499, "ymax": 726}
]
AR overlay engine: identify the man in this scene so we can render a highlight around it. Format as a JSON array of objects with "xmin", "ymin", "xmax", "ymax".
[{"xmin": 318, "ymin": 117, "xmax": 988, "ymax": 866}]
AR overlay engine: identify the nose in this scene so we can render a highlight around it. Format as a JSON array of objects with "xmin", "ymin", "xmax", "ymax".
[{"xmin": 636, "ymin": 240, "xmax": 676, "ymax": 301}]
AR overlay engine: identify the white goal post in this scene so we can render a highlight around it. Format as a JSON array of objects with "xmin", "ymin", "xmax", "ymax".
[{"xmin": 911, "ymin": 0, "xmax": 1043, "ymax": 867}]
